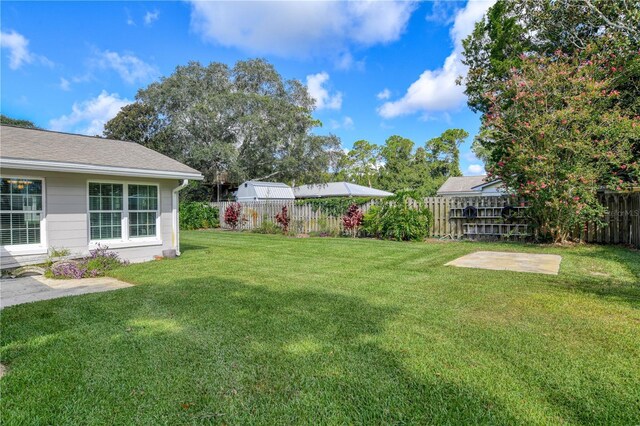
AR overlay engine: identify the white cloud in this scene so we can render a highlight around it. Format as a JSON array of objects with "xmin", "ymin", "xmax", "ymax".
[
  {"xmin": 306, "ymin": 72, "xmax": 342, "ymax": 110},
  {"xmin": 331, "ymin": 116, "xmax": 355, "ymax": 130},
  {"xmin": 144, "ymin": 10, "xmax": 160, "ymax": 26},
  {"xmin": 0, "ymin": 30, "xmax": 52, "ymax": 70},
  {"xmin": 378, "ymin": 0, "xmax": 495, "ymax": 118},
  {"xmin": 49, "ymin": 91, "xmax": 131, "ymax": 136},
  {"xmin": 59, "ymin": 77, "xmax": 70, "ymax": 91},
  {"xmin": 95, "ymin": 50, "xmax": 158, "ymax": 84},
  {"xmin": 125, "ymin": 8, "xmax": 135, "ymax": 26},
  {"xmin": 188, "ymin": 1, "xmax": 416, "ymax": 59},
  {"xmin": 466, "ymin": 164, "xmax": 485, "ymax": 175},
  {"xmin": 376, "ymin": 88, "xmax": 391, "ymax": 100}
]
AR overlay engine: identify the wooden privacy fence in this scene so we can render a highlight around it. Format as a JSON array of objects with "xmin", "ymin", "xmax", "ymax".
[
  {"xmin": 211, "ymin": 196, "xmax": 528, "ymax": 239},
  {"xmin": 579, "ymin": 192, "xmax": 640, "ymax": 247},
  {"xmin": 211, "ymin": 200, "xmax": 374, "ymax": 234},
  {"xmin": 212, "ymin": 192, "xmax": 640, "ymax": 247}
]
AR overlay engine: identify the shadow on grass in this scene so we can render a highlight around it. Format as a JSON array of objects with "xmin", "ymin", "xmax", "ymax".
[
  {"xmin": 559, "ymin": 247, "xmax": 640, "ymax": 306},
  {"xmin": 0, "ymin": 276, "xmax": 526, "ymax": 425}
]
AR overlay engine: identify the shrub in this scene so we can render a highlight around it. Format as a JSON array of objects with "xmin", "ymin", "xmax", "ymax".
[
  {"xmin": 362, "ymin": 205, "xmax": 382, "ymax": 238},
  {"xmin": 224, "ymin": 203, "xmax": 243, "ymax": 230},
  {"xmin": 275, "ymin": 206, "xmax": 290, "ymax": 233},
  {"xmin": 46, "ymin": 244, "xmax": 128, "ymax": 279},
  {"xmin": 253, "ymin": 220, "xmax": 281, "ymax": 234},
  {"xmin": 48, "ymin": 247, "xmax": 71, "ymax": 258},
  {"xmin": 363, "ymin": 191, "xmax": 432, "ymax": 241},
  {"xmin": 342, "ymin": 204, "xmax": 364, "ymax": 237},
  {"xmin": 180, "ymin": 202, "xmax": 219, "ymax": 230}
]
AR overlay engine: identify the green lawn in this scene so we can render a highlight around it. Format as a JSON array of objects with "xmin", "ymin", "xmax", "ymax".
[{"xmin": 1, "ymin": 231, "xmax": 639, "ymax": 425}]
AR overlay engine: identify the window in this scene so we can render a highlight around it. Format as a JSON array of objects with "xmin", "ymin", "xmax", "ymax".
[
  {"xmin": 0, "ymin": 178, "xmax": 43, "ymax": 246},
  {"xmin": 128, "ymin": 185, "xmax": 158, "ymax": 238},
  {"xmin": 87, "ymin": 182, "xmax": 159, "ymax": 243},
  {"xmin": 89, "ymin": 183, "xmax": 123, "ymax": 240}
]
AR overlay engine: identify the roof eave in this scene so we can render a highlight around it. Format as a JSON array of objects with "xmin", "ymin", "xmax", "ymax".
[{"xmin": 1, "ymin": 158, "xmax": 203, "ymax": 180}]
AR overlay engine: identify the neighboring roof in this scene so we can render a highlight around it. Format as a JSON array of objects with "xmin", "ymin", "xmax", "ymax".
[
  {"xmin": 0, "ymin": 125, "xmax": 203, "ymax": 180},
  {"xmin": 240, "ymin": 181, "xmax": 295, "ymax": 199},
  {"xmin": 294, "ymin": 182, "xmax": 394, "ymax": 198},
  {"xmin": 471, "ymin": 179, "xmax": 503, "ymax": 191},
  {"xmin": 436, "ymin": 176, "xmax": 488, "ymax": 195}
]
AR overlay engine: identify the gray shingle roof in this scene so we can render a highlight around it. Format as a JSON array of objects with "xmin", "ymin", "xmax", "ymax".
[
  {"xmin": 0, "ymin": 126, "xmax": 202, "ymax": 179},
  {"xmin": 294, "ymin": 182, "xmax": 393, "ymax": 198},
  {"xmin": 436, "ymin": 176, "xmax": 488, "ymax": 194}
]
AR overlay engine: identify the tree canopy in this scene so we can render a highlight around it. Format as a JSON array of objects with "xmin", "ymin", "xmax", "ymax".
[
  {"xmin": 461, "ymin": 0, "xmax": 640, "ymax": 163},
  {"xmin": 1, "ymin": 115, "xmax": 38, "ymax": 129},
  {"xmin": 104, "ymin": 59, "xmax": 341, "ymax": 200},
  {"xmin": 336, "ymin": 129, "xmax": 468, "ymax": 197}
]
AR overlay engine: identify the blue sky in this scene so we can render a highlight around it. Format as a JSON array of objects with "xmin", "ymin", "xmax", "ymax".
[{"xmin": 1, "ymin": 1, "xmax": 495, "ymax": 176}]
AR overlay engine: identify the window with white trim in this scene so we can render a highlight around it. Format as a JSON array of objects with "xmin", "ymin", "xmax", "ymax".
[
  {"xmin": 87, "ymin": 182, "xmax": 159, "ymax": 242},
  {"xmin": 89, "ymin": 183, "xmax": 123, "ymax": 240},
  {"xmin": 128, "ymin": 185, "xmax": 158, "ymax": 238},
  {"xmin": 0, "ymin": 178, "xmax": 43, "ymax": 246}
]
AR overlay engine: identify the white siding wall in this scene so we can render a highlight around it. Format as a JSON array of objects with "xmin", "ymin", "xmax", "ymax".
[{"xmin": 1, "ymin": 169, "xmax": 181, "ymax": 268}]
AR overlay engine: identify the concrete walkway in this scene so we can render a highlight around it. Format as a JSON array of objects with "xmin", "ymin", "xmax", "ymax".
[
  {"xmin": 0, "ymin": 275, "xmax": 133, "ymax": 309},
  {"xmin": 446, "ymin": 251, "xmax": 562, "ymax": 275}
]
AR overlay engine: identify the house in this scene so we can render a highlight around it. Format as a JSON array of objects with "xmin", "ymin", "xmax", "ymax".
[
  {"xmin": 0, "ymin": 125, "xmax": 203, "ymax": 269},
  {"xmin": 436, "ymin": 176, "xmax": 505, "ymax": 197},
  {"xmin": 294, "ymin": 181, "xmax": 393, "ymax": 199},
  {"xmin": 235, "ymin": 181, "xmax": 295, "ymax": 202}
]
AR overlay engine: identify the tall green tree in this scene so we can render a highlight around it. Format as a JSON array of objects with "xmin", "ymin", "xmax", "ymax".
[
  {"xmin": 483, "ymin": 49, "xmax": 639, "ymax": 242},
  {"xmin": 378, "ymin": 135, "xmax": 420, "ymax": 193},
  {"xmin": 1, "ymin": 115, "xmax": 37, "ymax": 129},
  {"xmin": 461, "ymin": 0, "xmax": 640, "ymax": 163},
  {"xmin": 344, "ymin": 140, "xmax": 381, "ymax": 188},
  {"xmin": 425, "ymin": 128, "xmax": 467, "ymax": 178},
  {"xmin": 104, "ymin": 59, "xmax": 341, "ymax": 200}
]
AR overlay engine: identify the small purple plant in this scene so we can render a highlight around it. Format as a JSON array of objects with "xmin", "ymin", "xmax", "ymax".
[
  {"xmin": 50, "ymin": 262, "xmax": 87, "ymax": 279},
  {"xmin": 47, "ymin": 244, "xmax": 128, "ymax": 279}
]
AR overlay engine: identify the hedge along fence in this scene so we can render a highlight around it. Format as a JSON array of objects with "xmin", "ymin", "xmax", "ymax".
[{"xmin": 212, "ymin": 192, "xmax": 640, "ymax": 246}]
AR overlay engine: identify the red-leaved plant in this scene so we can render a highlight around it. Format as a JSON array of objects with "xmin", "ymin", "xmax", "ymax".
[
  {"xmin": 342, "ymin": 203, "xmax": 364, "ymax": 237},
  {"xmin": 224, "ymin": 203, "xmax": 243, "ymax": 230},
  {"xmin": 275, "ymin": 205, "xmax": 290, "ymax": 234}
]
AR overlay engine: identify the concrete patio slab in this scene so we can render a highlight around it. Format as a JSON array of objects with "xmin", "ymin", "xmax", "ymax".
[
  {"xmin": 0, "ymin": 276, "xmax": 133, "ymax": 309},
  {"xmin": 445, "ymin": 251, "xmax": 562, "ymax": 275}
]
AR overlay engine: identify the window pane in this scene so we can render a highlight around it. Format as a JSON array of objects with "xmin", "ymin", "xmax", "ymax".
[
  {"xmin": 12, "ymin": 229, "xmax": 27, "ymax": 245},
  {"xmin": 112, "ymin": 225, "xmax": 122, "ymax": 238},
  {"xmin": 0, "ymin": 195, "xmax": 10, "ymax": 210},
  {"xmin": 91, "ymin": 226, "xmax": 101, "ymax": 240},
  {"xmin": 11, "ymin": 195, "xmax": 24, "ymax": 211},
  {"xmin": 0, "ymin": 230, "xmax": 10, "ymax": 245},
  {"xmin": 101, "ymin": 226, "xmax": 112, "ymax": 239},
  {"xmin": 0, "ymin": 214, "xmax": 10, "ymax": 230},
  {"xmin": 89, "ymin": 196, "xmax": 101, "ymax": 211},
  {"xmin": 113, "ymin": 197, "xmax": 123, "ymax": 210},
  {"xmin": 28, "ymin": 228, "xmax": 40, "ymax": 244},
  {"xmin": 89, "ymin": 183, "xmax": 101, "ymax": 196},
  {"xmin": 102, "ymin": 197, "xmax": 112, "ymax": 210},
  {"xmin": 28, "ymin": 180, "xmax": 42, "ymax": 195},
  {"xmin": 90, "ymin": 212, "xmax": 100, "ymax": 226},
  {"xmin": 0, "ymin": 179, "xmax": 10, "ymax": 194},
  {"xmin": 12, "ymin": 214, "xmax": 26, "ymax": 228}
]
